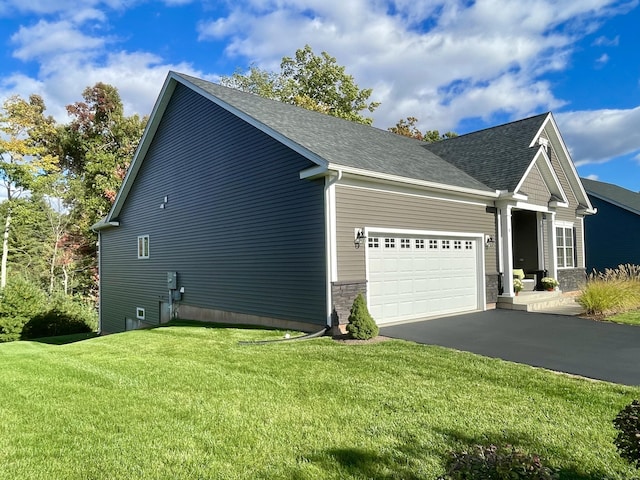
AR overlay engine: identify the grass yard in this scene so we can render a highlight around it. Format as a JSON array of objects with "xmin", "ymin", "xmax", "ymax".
[
  {"xmin": 606, "ymin": 310, "xmax": 640, "ymax": 326},
  {"xmin": 0, "ymin": 325, "xmax": 638, "ymax": 479}
]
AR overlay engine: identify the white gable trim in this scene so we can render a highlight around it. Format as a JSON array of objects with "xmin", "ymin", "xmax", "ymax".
[
  {"xmin": 513, "ymin": 147, "xmax": 567, "ymax": 205},
  {"xmin": 529, "ymin": 113, "xmax": 595, "ymax": 214},
  {"xmin": 106, "ymin": 72, "xmax": 330, "ymax": 222},
  {"xmin": 177, "ymin": 74, "xmax": 329, "ymax": 171}
]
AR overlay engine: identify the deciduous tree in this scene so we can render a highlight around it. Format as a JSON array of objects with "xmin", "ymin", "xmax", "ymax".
[
  {"xmin": 221, "ymin": 45, "xmax": 379, "ymax": 125},
  {"xmin": 56, "ymin": 83, "xmax": 147, "ymax": 296},
  {"xmin": 389, "ymin": 116, "xmax": 458, "ymax": 143},
  {"xmin": 0, "ymin": 94, "xmax": 58, "ymax": 289}
]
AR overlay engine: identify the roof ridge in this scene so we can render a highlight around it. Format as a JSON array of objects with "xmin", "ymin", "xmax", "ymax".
[{"xmin": 444, "ymin": 111, "xmax": 550, "ymax": 141}]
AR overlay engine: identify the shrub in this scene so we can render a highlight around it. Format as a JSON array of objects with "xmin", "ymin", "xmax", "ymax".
[
  {"xmin": 21, "ymin": 295, "xmax": 97, "ymax": 340},
  {"xmin": 438, "ymin": 444, "xmax": 557, "ymax": 480},
  {"xmin": 346, "ymin": 293, "xmax": 379, "ymax": 340},
  {"xmin": 613, "ymin": 400, "xmax": 640, "ymax": 469},
  {"xmin": 0, "ymin": 276, "xmax": 47, "ymax": 342},
  {"xmin": 579, "ymin": 264, "xmax": 640, "ymax": 315}
]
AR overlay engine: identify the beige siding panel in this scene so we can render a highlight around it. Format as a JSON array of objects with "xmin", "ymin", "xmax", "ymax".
[
  {"xmin": 519, "ymin": 164, "xmax": 550, "ymax": 206},
  {"xmin": 336, "ymin": 185, "xmax": 496, "ymax": 281}
]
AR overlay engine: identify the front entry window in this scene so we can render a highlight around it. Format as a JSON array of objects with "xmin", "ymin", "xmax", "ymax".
[{"xmin": 556, "ymin": 226, "xmax": 574, "ymax": 268}]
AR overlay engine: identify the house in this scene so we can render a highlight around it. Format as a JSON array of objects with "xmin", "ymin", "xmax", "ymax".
[
  {"xmin": 581, "ymin": 177, "xmax": 640, "ymax": 273},
  {"xmin": 93, "ymin": 72, "xmax": 595, "ymax": 334}
]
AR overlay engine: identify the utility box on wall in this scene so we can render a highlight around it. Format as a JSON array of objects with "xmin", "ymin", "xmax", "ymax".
[{"xmin": 167, "ymin": 271, "xmax": 178, "ymax": 290}]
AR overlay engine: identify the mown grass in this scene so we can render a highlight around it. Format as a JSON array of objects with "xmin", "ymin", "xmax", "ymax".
[{"xmin": 0, "ymin": 325, "xmax": 638, "ymax": 479}]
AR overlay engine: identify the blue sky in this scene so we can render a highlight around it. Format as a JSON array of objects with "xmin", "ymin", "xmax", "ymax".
[{"xmin": 1, "ymin": 0, "xmax": 639, "ymax": 192}]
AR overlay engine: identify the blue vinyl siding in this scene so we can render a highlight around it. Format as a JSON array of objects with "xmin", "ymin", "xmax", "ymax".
[
  {"xmin": 584, "ymin": 197, "xmax": 640, "ymax": 273},
  {"xmin": 100, "ymin": 83, "xmax": 326, "ymax": 332}
]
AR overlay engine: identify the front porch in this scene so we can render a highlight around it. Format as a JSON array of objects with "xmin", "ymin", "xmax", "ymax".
[{"xmin": 496, "ymin": 290, "xmax": 584, "ymax": 315}]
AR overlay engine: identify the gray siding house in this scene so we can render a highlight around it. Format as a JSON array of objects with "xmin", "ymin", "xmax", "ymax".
[
  {"xmin": 581, "ymin": 178, "xmax": 640, "ymax": 273},
  {"xmin": 94, "ymin": 72, "xmax": 595, "ymax": 334}
]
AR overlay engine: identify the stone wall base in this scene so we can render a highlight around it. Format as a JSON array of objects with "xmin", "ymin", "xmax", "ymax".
[
  {"xmin": 331, "ymin": 280, "xmax": 367, "ymax": 327},
  {"xmin": 557, "ymin": 268, "xmax": 587, "ymax": 292}
]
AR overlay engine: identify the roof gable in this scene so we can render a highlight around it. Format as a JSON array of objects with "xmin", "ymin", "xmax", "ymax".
[
  {"xmin": 424, "ymin": 113, "xmax": 549, "ymax": 192},
  {"xmin": 104, "ymin": 71, "xmax": 497, "ymax": 224},
  {"xmin": 175, "ymin": 73, "xmax": 492, "ymax": 193},
  {"xmin": 425, "ymin": 112, "xmax": 594, "ymax": 213},
  {"xmin": 581, "ymin": 178, "xmax": 640, "ymax": 216}
]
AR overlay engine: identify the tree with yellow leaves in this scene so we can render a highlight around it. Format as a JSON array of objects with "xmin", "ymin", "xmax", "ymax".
[{"xmin": 0, "ymin": 94, "xmax": 59, "ymax": 289}]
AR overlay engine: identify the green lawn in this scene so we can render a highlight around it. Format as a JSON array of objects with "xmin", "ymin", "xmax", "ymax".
[
  {"xmin": 0, "ymin": 325, "xmax": 638, "ymax": 479},
  {"xmin": 607, "ymin": 310, "xmax": 640, "ymax": 326}
]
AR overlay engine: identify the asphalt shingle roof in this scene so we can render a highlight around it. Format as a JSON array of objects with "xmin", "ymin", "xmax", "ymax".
[
  {"xmin": 176, "ymin": 73, "xmax": 494, "ymax": 193},
  {"xmin": 581, "ymin": 177, "xmax": 640, "ymax": 215},
  {"xmin": 424, "ymin": 113, "xmax": 549, "ymax": 192}
]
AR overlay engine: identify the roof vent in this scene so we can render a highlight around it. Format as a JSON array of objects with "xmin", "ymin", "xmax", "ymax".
[{"xmin": 538, "ymin": 137, "xmax": 549, "ymax": 151}]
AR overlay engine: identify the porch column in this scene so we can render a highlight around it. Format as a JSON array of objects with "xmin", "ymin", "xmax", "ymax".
[
  {"xmin": 547, "ymin": 212, "xmax": 558, "ymax": 280},
  {"xmin": 499, "ymin": 205, "xmax": 515, "ymax": 296}
]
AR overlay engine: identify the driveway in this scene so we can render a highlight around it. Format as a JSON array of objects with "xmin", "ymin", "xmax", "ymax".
[{"xmin": 380, "ymin": 309, "xmax": 640, "ymax": 385}]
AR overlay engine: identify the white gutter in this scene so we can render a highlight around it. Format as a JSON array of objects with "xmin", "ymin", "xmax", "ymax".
[{"xmin": 324, "ymin": 170, "xmax": 342, "ymax": 327}]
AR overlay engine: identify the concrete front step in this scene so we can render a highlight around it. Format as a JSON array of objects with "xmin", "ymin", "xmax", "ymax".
[{"xmin": 496, "ymin": 291, "xmax": 582, "ymax": 313}]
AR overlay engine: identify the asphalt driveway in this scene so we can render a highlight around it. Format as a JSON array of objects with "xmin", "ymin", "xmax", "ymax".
[{"xmin": 380, "ymin": 309, "xmax": 640, "ymax": 385}]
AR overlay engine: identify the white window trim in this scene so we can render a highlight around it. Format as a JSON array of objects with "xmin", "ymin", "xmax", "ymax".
[
  {"xmin": 136, "ymin": 307, "xmax": 145, "ymax": 320},
  {"xmin": 555, "ymin": 222, "xmax": 575, "ymax": 269},
  {"xmin": 137, "ymin": 235, "xmax": 150, "ymax": 259}
]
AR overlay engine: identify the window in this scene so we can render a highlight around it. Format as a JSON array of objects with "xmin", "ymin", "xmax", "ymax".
[
  {"xmin": 368, "ymin": 237, "xmax": 379, "ymax": 249},
  {"xmin": 136, "ymin": 307, "xmax": 145, "ymax": 320},
  {"xmin": 556, "ymin": 226, "xmax": 575, "ymax": 268},
  {"xmin": 400, "ymin": 238, "xmax": 411, "ymax": 249},
  {"xmin": 384, "ymin": 238, "xmax": 396, "ymax": 249},
  {"xmin": 429, "ymin": 239, "xmax": 438, "ymax": 249},
  {"xmin": 415, "ymin": 239, "xmax": 425, "ymax": 249},
  {"xmin": 137, "ymin": 235, "xmax": 149, "ymax": 259},
  {"xmin": 465, "ymin": 241, "xmax": 473, "ymax": 250},
  {"xmin": 454, "ymin": 240, "xmax": 462, "ymax": 250},
  {"xmin": 442, "ymin": 240, "xmax": 451, "ymax": 249}
]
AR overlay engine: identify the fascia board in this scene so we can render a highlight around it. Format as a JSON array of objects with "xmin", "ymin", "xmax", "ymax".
[
  {"xmin": 179, "ymin": 75, "xmax": 329, "ymax": 171},
  {"xmin": 107, "ymin": 73, "xmax": 178, "ymax": 221},
  {"xmin": 528, "ymin": 112, "xmax": 552, "ymax": 147},
  {"xmin": 536, "ymin": 148, "xmax": 568, "ymax": 203},
  {"xmin": 91, "ymin": 219, "xmax": 120, "ymax": 231},
  {"xmin": 329, "ymin": 164, "xmax": 500, "ymax": 199},
  {"xmin": 109, "ymin": 71, "xmax": 330, "ymax": 222},
  {"xmin": 586, "ymin": 190, "xmax": 640, "ymax": 216},
  {"xmin": 541, "ymin": 113, "xmax": 596, "ymax": 213}
]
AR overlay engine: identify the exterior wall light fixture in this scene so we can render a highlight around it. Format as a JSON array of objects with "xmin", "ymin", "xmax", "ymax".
[
  {"xmin": 485, "ymin": 234, "xmax": 495, "ymax": 248},
  {"xmin": 354, "ymin": 228, "xmax": 367, "ymax": 249}
]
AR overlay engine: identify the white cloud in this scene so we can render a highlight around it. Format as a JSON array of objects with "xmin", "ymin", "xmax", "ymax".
[
  {"xmin": 11, "ymin": 19, "xmax": 107, "ymax": 61},
  {"xmin": 595, "ymin": 53, "xmax": 610, "ymax": 65},
  {"xmin": 556, "ymin": 106, "xmax": 640, "ymax": 166},
  {"xmin": 593, "ymin": 34, "xmax": 620, "ymax": 46},
  {"xmin": 584, "ymin": 174, "xmax": 600, "ymax": 180},
  {"xmin": 1, "ymin": 0, "xmax": 639, "ymax": 172},
  {"xmin": 196, "ymin": 0, "xmax": 622, "ymax": 132}
]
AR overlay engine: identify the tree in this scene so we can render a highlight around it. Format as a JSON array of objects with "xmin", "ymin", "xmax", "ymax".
[
  {"xmin": 55, "ymin": 83, "xmax": 147, "ymax": 297},
  {"xmin": 389, "ymin": 116, "xmax": 458, "ymax": 143},
  {"xmin": 0, "ymin": 94, "xmax": 58, "ymax": 289},
  {"xmin": 221, "ymin": 45, "xmax": 380, "ymax": 125}
]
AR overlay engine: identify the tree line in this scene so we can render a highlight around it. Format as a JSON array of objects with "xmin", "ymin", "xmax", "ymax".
[{"xmin": 0, "ymin": 45, "xmax": 454, "ymax": 340}]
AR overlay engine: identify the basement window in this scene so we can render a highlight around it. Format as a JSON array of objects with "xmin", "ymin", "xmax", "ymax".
[
  {"xmin": 137, "ymin": 235, "xmax": 149, "ymax": 259},
  {"xmin": 136, "ymin": 307, "xmax": 145, "ymax": 320}
]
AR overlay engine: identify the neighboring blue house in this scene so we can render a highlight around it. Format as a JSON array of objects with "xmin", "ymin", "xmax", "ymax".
[
  {"xmin": 581, "ymin": 178, "xmax": 640, "ymax": 273},
  {"xmin": 93, "ymin": 72, "xmax": 594, "ymax": 334}
]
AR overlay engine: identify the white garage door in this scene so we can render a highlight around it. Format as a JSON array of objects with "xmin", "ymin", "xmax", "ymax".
[{"xmin": 367, "ymin": 234, "xmax": 480, "ymax": 324}]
